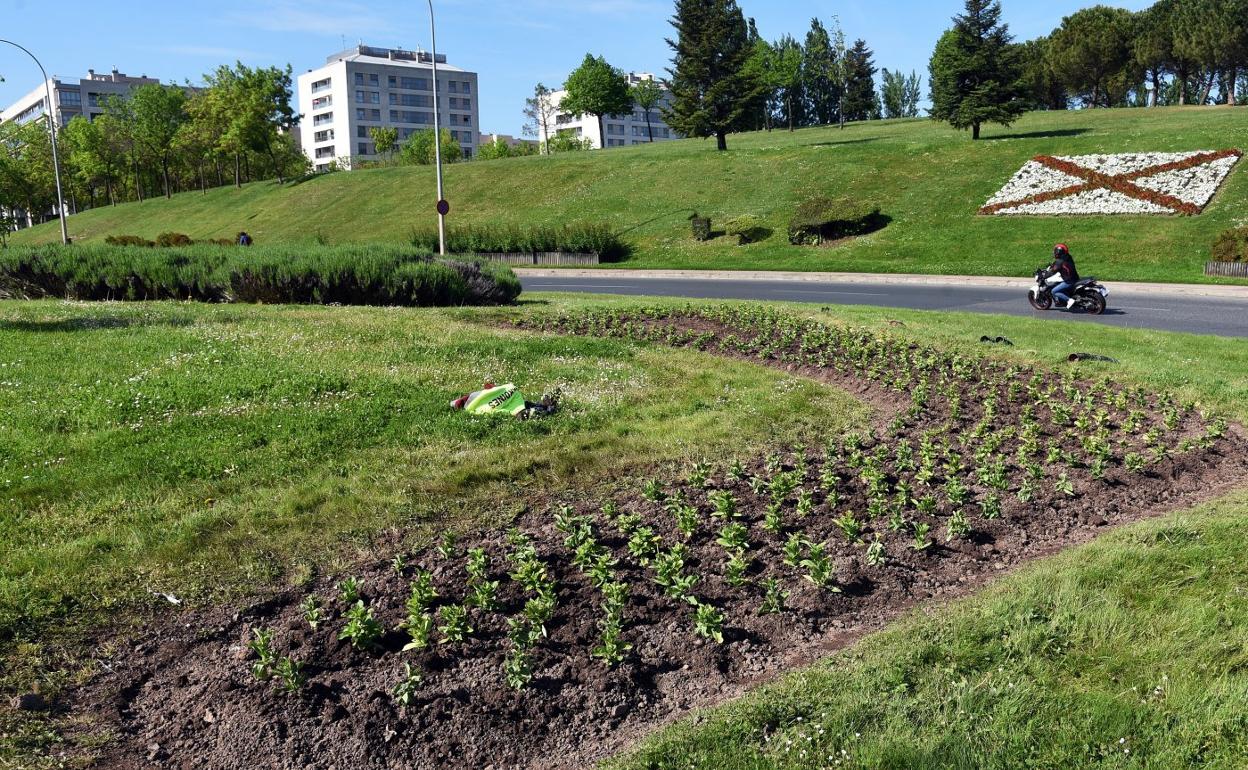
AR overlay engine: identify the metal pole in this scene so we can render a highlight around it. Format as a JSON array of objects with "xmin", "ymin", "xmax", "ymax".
[
  {"xmin": 427, "ymin": 0, "xmax": 446, "ymax": 257},
  {"xmin": 1, "ymin": 39, "xmax": 69, "ymax": 245}
]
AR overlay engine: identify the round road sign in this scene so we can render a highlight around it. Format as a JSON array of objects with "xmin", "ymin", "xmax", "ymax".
[{"xmin": 437, "ymin": 199, "xmax": 450, "ymax": 216}]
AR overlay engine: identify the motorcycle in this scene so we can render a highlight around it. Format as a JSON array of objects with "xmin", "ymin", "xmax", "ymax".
[{"xmin": 1028, "ymin": 267, "xmax": 1108, "ymax": 315}]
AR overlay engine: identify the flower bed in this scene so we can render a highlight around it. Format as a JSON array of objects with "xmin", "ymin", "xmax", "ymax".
[{"xmin": 981, "ymin": 149, "xmax": 1242, "ymax": 216}]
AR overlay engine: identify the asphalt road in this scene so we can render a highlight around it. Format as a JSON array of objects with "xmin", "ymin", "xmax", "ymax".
[{"xmin": 520, "ymin": 275, "xmax": 1248, "ymax": 338}]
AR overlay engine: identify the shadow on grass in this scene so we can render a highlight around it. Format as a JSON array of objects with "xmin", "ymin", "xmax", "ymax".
[
  {"xmin": 616, "ymin": 208, "xmax": 699, "ymax": 238},
  {"xmin": 981, "ymin": 129, "xmax": 1091, "ymax": 141},
  {"xmin": 0, "ymin": 316, "xmax": 196, "ymax": 333},
  {"xmin": 802, "ymin": 137, "xmax": 880, "ymax": 148}
]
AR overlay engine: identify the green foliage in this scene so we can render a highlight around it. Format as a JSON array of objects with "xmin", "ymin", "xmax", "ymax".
[
  {"xmin": 399, "ymin": 128, "xmax": 462, "ymax": 166},
  {"xmin": 666, "ymin": 0, "xmax": 759, "ymax": 150},
  {"xmin": 0, "ymin": 244, "xmax": 521, "ymax": 307},
  {"xmin": 788, "ymin": 196, "xmax": 883, "ymax": 246},
  {"xmin": 690, "ymin": 214, "xmax": 712, "ymax": 242},
  {"xmin": 1212, "ymin": 227, "xmax": 1248, "ymax": 262},
  {"xmin": 393, "ymin": 662, "xmax": 423, "ymax": 706},
  {"xmin": 928, "ymin": 1, "xmax": 1027, "ymax": 139},
  {"xmin": 562, "ymin": 54, "xmax": 634, "ymax": 143},
  {"xmin": 880, "ymin": 69, "xmax": 923, "ymax": 119},
  {"xmin": 369, "ymin": 126, "xmax": 399, "ymax": 164},
  {"xmin": 722, "ymin": 215, "xmax": 766, "ymax": 245},
  {"xmin": 631, "ymin": 79, "xmax": 665, "ymax": 141},
  {"xmin": 842, "ymin": 40, "xmax": 879, "ymax": 122},
  {"xmin": 247, "ymin": 628, "xmax": 277, "ymax": 680},
  {"xmin": 1046, "ymin": 5, "xmax": 1139, "ymax": 107},
  {"xmin": 408, "ymin": 222, "xmax": 626, "ymax": 260},
  {"xmin": 274, "ymin": 656, "xmax": 305, "ymax": 694},
  {"xmin": 338, "ymin": 600, "xmax": 383, "ymax": 650}
]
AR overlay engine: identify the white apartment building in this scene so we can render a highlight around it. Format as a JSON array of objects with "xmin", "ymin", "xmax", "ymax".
[
  {"xmin": 0, "ymin": 68, "xmax": 160, "ymax": 128},
  {"xmin": 550, "ymin": 72, "xmax": 680, "ymax": 149},
  {"xmin": 297, "ymin": 45, "xmax": 480, "ymax": 171}
]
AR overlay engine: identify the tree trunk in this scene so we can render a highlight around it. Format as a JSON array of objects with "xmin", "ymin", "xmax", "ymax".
[
  {"xmin": 597, "ymin": 114, "xmax": 605, "ymax": 149},
  {"xmin": 200, "ymin": 159, "xmax": 207, "ymax": 194},
  {"xmin": 1229, "ymin": 67, "xmax": 1238, "ymax": 106},
  {"xmin": 107, "ymin": 180, "xmax": 115, "ymax": 207},
  {"xmin": 133, "ymin": 157, "xmax": 144, "ymax": 203},
  {"xmin": 716, "ymin": 131, "xmax": 727, "ymax": 151},
  {"xmin": 234, "ymin": 153, "xmax": 241, "ymax": 188},
  {"xmin": 787, "ymin": 94, "xmax": 794, "ymax": 131},
  {"xmin": 972, "ymin": 122, "xmax": 981, "ymax": 140},
  {"xmin": 162, "ymin": 158, "xmax": 172, "ymax": 199},
  {"xmin": 645, "ymin": 110, "xmax": 653, "ymax": 142},
  {"xmin": 1200, "ymin": 71, "xmax": 1216, "ymax": 105}
]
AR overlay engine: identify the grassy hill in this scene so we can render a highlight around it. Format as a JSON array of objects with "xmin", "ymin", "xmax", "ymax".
[{"xmin": 13, "ymin": 106, "xmax": 1248, "ymax": 284}]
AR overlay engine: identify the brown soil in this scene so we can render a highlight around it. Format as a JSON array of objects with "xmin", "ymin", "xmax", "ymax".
[{"xmin": 66, "ymin": 308, "xmax": 1248, "ymax": 770}]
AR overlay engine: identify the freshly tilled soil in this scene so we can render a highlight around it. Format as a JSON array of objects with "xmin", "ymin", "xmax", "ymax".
[{"xmin": 71, "ymin": 307, "xmax": 1248, "ymax": 770}]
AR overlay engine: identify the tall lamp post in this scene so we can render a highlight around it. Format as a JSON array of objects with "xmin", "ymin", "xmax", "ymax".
[
  {"xmin": 427, "ymin": 0, "xmax": 447, "ymax": 256},
  {"xmin": 0, "ymin": 39, "xmax": 69, "ymax": 245}
]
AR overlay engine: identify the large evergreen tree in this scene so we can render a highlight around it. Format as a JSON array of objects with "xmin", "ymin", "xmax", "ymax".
[
  {"xmin": 803, "ymin": 19, "xmax": 839, "ymax": 125},
  {"xmin": 1046, "ymin": 6, "xmax": 1138, "ymax": 108},
  {"xmin": 1017, "ymin": 36, "xmax": 1069, "ymax": 109},
  {"xmin": 561, "ymin": 54, "xmax": 634, "ymax": 148},
  {"xmin": 929, "ymin": 0, "xmax": 1026, "ymax": 140},
  {"xmin": 665, "ymin": 0, "xmax": 758, "ymax": 151},
  {"xmin": 842, "ymin": 39, "xmax": 879, "ymax": 121}
]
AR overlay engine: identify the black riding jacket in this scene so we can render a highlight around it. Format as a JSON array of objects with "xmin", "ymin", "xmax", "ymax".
[{"xmin": 1049, "ymin": 254, "xmax": 1079, "ymax": 284}]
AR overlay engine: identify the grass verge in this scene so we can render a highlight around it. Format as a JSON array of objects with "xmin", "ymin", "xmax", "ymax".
[{"xmin": 10, "ymin": 107, "xmax": 1248, "ymax": 285}]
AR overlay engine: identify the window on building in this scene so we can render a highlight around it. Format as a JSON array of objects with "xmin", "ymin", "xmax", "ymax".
[
  {"xmin": 313, "ymin": 95, "xmax": 332, "ymax": 110},
  {"xmin": 358, "ymin": 142, "xmax": 373, "ymax": 155},
  {"xmin": 356, "ymin": 108, "xmax": 381, "ymax": 120},
  {"xmin": 389, "ymin": 93, "xmax": 432, "ymax": 108},
  {"xmin": 60, "ymin": 90, "xmax": 82, "ymax": 107},
  {"xmin": 389, "ymin": 75, "xmax": 431, "ymax": 91},
  {"xmin": 462, "ymin": 146, "xmax": 473, "ymax": 159},
  {"xmin": 450, "ymin": 130, "xmax": 460, "ymax": 141},
  {"xmin": 312, "ymin": 77, "xmax": 332, "ymax": 93},
  {"xmin": 313, "ymin": 112, "xmax": 334, "ymax": 126},
  {"xmin": 355, "ymin": 90, "xmax": 380, "ymax": 104},
  {"xmin": 461, "ymin": 82, "xmax": 471, "ymax": 94},
  {"xmin": 448, "ymin": 81, "xmax": 458, "ymax": 94},
  {"xmin": 353, "ymin": 72, "xmax": 379, "ymax": 87},
  {"xmin": 460, "ymin": 98, "xmax": 471, "ymax": 110},
  {"xmin": 314, "ymin": 129, "xmax": 335, "ymax": 142},
  {"xmin": 390, "ymin": 110, "xmax": 433, "ymax": 125},
  {"xmin": 315, "ymin": 146, "xmax": 335, "ymax": 159}
]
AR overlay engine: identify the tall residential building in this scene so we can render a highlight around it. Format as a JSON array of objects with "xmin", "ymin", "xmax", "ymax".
[
  {"xmin": 296, "ymin": 45, "xmax": 480, "ymax": 171},
  {"xmin": 550, "ymin": 72, "xmax": 680, "ymax": 149},
  {"xmin": 0, "ymin": 68, "xmax": 160, "ymax": 127}
]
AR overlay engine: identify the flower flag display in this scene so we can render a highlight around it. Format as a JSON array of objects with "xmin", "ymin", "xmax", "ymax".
[{"xmin": 980, "ymin": 149, "xmax": 1242, "ymax": 216}]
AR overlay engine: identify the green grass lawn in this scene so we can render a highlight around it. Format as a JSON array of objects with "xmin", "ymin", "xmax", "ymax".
[
  {"xmin": 3, "ymin": 294, "xmax": 1246, "ymax": 768},
  {"xmin": 0, "ymin": 299, "xmax": 869, "ymax": 650},
  {"xmin": 11, "ymin": 107, "xmax": 1248, "ymax": 285}
]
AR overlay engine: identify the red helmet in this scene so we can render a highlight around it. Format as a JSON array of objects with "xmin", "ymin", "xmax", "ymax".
[{"xmin": 1054, "ymin": 243, "xmax": 1070, "ymax": 258}]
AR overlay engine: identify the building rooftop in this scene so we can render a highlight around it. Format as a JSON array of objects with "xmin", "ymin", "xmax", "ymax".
[{"xmin": 324, "ymin": 45, "xmax": 466, "ymax": 73}]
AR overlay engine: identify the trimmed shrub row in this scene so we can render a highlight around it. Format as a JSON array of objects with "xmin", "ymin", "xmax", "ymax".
[
  {"xmin": 408, "ymin": 223, "xmax": 628, "ymax": 262},
  {"xmin": 788, "ymin": 197, "xmax": 884, "ymax": 246},
  {"xmin": 1212, "ymin": 226, "xmax": 1248, "ymax": 262},
  {"xmin": 105, "ymin": 233, "xmax": 235, "ymax": 248},
  {"xmin": 0, "ymin": 244, "xmax": 521, "ymax": 307}
]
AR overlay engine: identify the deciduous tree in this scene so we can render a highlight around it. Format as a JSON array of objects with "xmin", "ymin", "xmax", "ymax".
[
  {"xmin": 631, "ymin": 78, "xmax": 664, "ymax": 142},
  {"xmin": 561, "ymin": 54, "xmax": 633, "ymax": 149}
]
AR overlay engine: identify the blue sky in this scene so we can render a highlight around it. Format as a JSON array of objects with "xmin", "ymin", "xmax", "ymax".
[{"xmin": 1, "ymin": 0, "xmax": 1150, "ymax": 136}]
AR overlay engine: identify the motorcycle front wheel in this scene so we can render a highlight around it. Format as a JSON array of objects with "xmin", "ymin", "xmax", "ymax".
[{"xmin": 1028, "ymin": 292, "xmax": 1052, "ymax": 311}]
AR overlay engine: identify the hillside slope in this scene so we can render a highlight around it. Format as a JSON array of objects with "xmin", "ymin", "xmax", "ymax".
[{"xmin": 14, "ymin": 107, "xmax": 1248, "ymax": 283}]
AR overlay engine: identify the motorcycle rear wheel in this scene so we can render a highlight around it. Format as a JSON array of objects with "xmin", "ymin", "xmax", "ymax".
[
  {"xmin": 1028, "ymin": 292, "xmax": 1053, "ymax": 311},
  {"xmin": 1084, "ymin": 293, "xmax": 1107, "ymax": 316}
]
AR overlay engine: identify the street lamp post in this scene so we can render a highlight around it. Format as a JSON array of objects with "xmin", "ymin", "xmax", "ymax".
[
  {"xmin": 427, "ymin": 0, "xmax": 447, "ymax": 256},
  {"xmin": 0, "ymin": 39, "xmax": 69, "ymax": 245}
]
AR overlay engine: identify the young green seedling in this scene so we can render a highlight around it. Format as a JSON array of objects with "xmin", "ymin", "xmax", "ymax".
[
  {"xmin": 339, "ymin": 601, "xmax": 383, "ymax": 650},
  {"xmin": 248, "ymin": 628, "xmax": 277, "ymax": 681},
  {"xmin": 758, "ymin": 578, "xmax": 788, "ymax": 614},
  {"xmin": 393, "ymin": 662, "xmax": 423, "ymax": 706},
  {"xmin": 300, "ymin": 595, "xmax": 323, "ymax": 630}
]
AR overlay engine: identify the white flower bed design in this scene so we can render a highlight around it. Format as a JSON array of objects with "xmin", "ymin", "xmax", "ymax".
[{"xmin": 981, "ymin": 150, "xmax": 1242, "ymax": 216}]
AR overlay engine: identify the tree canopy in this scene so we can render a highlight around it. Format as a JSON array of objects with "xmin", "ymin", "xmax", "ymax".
[{"xmin": 929, "ymin": 0, "xmax": 1028, "ymax": 139}]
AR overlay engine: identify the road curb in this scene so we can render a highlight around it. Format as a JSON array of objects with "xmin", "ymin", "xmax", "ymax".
[{"xmin": 514, "ymin": 268, "xmax": 1248, "ymax": 299}]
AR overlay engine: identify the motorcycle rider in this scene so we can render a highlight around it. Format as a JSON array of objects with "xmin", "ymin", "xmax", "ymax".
[{"xmin": 1046, "ymin": 243, "xmax": 1080, "ymax": 309}]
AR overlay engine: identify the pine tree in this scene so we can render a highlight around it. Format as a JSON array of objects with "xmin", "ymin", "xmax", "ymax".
[
  {"xmin": 803, "ymin": 19, "xmax": 839, "ymax": 125},
  {"xmin": 665, "ymin": 0, "xmax": 759, "ymax": 151},
  {"xmin": 842, "ymin": 40, "xmax": 879, "ymax": 121},
  {"xmin": 929, "ymin": 0, "xmax": 1027, "ymax": 139},
  {"xmin": 1046, "ymin": 6, "xmax": 1138, "ymax": 108}
]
